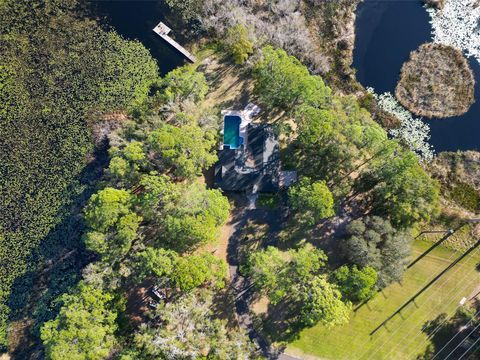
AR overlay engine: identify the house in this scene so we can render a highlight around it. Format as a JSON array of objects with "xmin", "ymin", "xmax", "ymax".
[{"xmin": 214, "ymin": 109, "xmax": 296, "ymax": 193}]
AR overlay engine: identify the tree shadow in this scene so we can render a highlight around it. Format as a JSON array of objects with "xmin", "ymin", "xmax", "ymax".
[
  {"xmin": 225, "ymin": 193, "xmax": 288, "ymax": 357},
  {"xmin": 417, "ymin": 307, "xmax": 480, "ymax": 360},
  {"xmin": 259, "ymin": 299, "xmax": 306, "ymax": 344},
  {"xmin": 7, "ymin": 138, "xmax": 108, "ymax": 359}
]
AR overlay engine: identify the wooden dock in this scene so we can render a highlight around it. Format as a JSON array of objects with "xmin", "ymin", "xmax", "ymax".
[{"xmin": 153, "ymin": 22, "xmax": 196, "ymax": 63}]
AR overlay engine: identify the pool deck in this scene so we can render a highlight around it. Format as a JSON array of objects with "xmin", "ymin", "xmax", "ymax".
[{"xmin": 220, "ymin": 110, "xmax": 252, "ymax": 150}]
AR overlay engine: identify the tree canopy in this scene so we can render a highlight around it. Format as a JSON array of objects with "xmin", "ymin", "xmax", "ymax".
[
  {"xmin": 254, "ymin": 46, "xmax": 331, "ymax": 110},
  {"xmin": 129, "ymin": 290, "xmax": 255, "ymax": 359},
  {"xmin": 294, "ymin": 98, "xmax": 389, "ymax": 189},
  {"xmin": 342, "ymin": 216, "xmax": 412, "ymax": 288},
  {"xmin": 157, "ymin": 65, "xmax": 208, "ymax": 105},
  {"xmin": 365, "ymin": 150, "xmax": 441, "ymax": 228},
  {"xmin": 332, "ymin": 265, "xmax": 378, "ymax": 303},
  {"xmin": 134, "ymin": 248, "xmax": 226, "ymax": 292},
  {"xmin": 225, "ymin": 24, "xmax": 254, "ymax": 64},
  {"xmin": 40, "ymin": 283, "xmax": 118, "ymax": 360},
  {"xmin": 246, "ymin": 244, "xmax": 350, "ymax": 328},
  {"xmin": 297, "ymin": 276, "xmax": 351, "ymax": 327},
  {"xmin": 83, "ymin": 188, "xmax": 141, "ymax": 260},
  {"xmin": 289, "ymin": 177, "xmax": 335, "ymax": 225},
  {"xmin": 136, "ymin": 179, "xmax": 230, "ymax": 252},
  {"xmin": 171, "ymin": 253, "xmax": 226, "ymax": 291},
  {"xmin": 147, "ymin": 123, "xmax": 217, "ymax": 180}
]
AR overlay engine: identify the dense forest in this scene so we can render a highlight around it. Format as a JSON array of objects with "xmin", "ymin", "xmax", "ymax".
[{"xmin": 1, "ymin": 0, "xmax": 478, "ymax": 359}]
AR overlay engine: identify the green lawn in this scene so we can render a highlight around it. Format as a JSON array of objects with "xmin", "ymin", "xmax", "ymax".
[{"xmin": 287, "ymin": 239, "xmax": 480, "ymax": 360}]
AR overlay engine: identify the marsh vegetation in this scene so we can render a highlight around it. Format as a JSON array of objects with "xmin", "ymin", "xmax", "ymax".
[{"xmin": 396, "ymin": 43, "xmax": 475, "ymax": 118}]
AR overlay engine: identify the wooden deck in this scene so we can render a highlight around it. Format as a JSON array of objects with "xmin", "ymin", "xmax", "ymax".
[{"xmin": 153, "ymin": 22, "xmax": 196, "ymax": 63}]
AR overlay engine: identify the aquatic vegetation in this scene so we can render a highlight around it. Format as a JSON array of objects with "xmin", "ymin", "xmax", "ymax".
[
  {"xmin": 427, "ymin": 0, "xmax": 480, "ymax": 64},
  {"xmin": 396, "ymin": 43, "xmax": 475, "ymax": 118},
  {"xmin": 367, "ymin": 88, "xmax": 435, "ymax": 162}
]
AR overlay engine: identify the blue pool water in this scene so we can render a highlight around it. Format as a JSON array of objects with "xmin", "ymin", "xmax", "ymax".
[{"xmin": 223, "ymin": 116, "xmax": 241, "ymax": 149}]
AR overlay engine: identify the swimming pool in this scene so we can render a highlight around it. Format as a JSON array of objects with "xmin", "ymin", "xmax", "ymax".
[{"xmin": 223, "ymin": 115, "xmax": 242, "ymax": 149}]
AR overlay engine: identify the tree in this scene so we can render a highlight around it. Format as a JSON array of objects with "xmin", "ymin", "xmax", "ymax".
[
  {"xmin": 245, "ymin": 246, "xmax": 289, "ymax": 304},
  {"xmin": 246, "ymin": 245, "xmax": 350, "ymax": 329},
  {"xmin": 253, "ymin": 46, "xmax": 331, "ymax": 110},
  {"xmin": 173, "ymin": 183, "xmax": 230, "ymax": 229},
  {"xmin": 108, "ymin": 156, "xmax": 129, "ymax": 180},
  {"xmin": 84, "ymin": 188, "xmax": 134, "ymax": 233},
  {"xmin": 108, "ymin": 141, "xmax": 147, "ymax": 185},
  {"xmin": 161, "ymin": 185, "xmax": 229, "ymax": 250},
  {"xmin": 296, "ymin": 106, "xmax": 336, "ymax": 146},
  {"xmin": 289, "ymin": 243, "xmax": 327, "ymax": 281},
  {"xmin": 131, "ymin": 290, "xmax": 255, "ymax": 359},
  {"xmin": 134, "ymin": 247, "xmax": 176, "ymax": 279},
  {"xmin": 297, "ymin": 276, "xmax": 351, "ymax": 327},
  {"xmin": 135, "ymin": 173, "xmax": 180, "ymax": 222},
  {"xmin": 225, "ymin": 24, "xmax": 254, "ymax": 64},
  {"xmin": 135, "ymin": 178, "xmax": 229, "ymax": 252},
  {"xmin": 40, "ymin": 283, "xmax": 118, "ymax": 360},
  {"xmin": 134, "ymin": 248, "xmax": 225, "ymax": 292},
  {"xmin": 289, "ymin": 177, "xmax": 335, "ymax": 225},
  {"xmin": 164, "ymin": 0, "xmax": 203, "ymax": 21},
  {"xmin": 114, "ymin": 212, "xmax": 142, "ymax": 251},
  {"xmin": 171, "ymin": 253, "xmax": 226, "ymax": 291},
  {"xmin": 157, "ymin": 65, "xmax": 208, "ymax": 105},
  {"xmin": 83, "ymin": 188, "xmax": 141, "ymax": 259},
  {"xmin": 342, "ymin": 216, "xmax": 412, "ymax": 288},
  {"xmin": 147, "ymin": 123, "xmax": 217, "ymax": 180},
  {"xmin": 332, "ymin": 265, "xmax": 377, "ymax": 302},
  {"xmin": 246, "ymin": 244, "xmax": 337, "ymax": 302},
  {"xmin": 366, "ymin": 150, "xmax": 440, "ymax": 228},
  {"xmin": 294, "ymin": 98, "xmax": 389, "ymax": 190},
  {"xmin": 163, "ymin": 214, "xmax": 218, "ymax": 251}
]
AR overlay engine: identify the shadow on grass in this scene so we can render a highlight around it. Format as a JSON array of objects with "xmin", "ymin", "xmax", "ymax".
[
  {"xmin": 257, "ymin": 299, "xmax": 306, "ymax": 344},
  {"xmin": 417, "ymin": 304, "xmax": 480, "ymax": 360}
]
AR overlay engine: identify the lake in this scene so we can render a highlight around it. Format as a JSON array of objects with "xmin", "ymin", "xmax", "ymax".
[
  {"xmin": 94, "ymin": 1, "xmax": 479, "ymax": 152},
  {"xmin": 91, "ymin": 0, "xmax": 187, "ymax": 75},
  {"xmin": 353, "ymin": 0, "xmax": 480, "ymax": 152}
]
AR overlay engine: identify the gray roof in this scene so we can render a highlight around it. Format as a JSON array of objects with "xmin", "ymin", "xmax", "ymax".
[{"xmin": 215, "ymin": 125, "xmax": 280, "ymax": 193}]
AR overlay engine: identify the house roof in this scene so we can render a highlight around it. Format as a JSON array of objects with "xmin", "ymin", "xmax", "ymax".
[{"xmin": 214, "ymin": 124, "xmax": 280, "ymax": 193}]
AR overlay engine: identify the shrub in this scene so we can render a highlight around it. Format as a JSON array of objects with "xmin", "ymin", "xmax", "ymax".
[
  {"xmin": 225, "ymin": 24, "xmax": 254, "ymax": 64},
  {"xmin": 449, "ymin": 182, "xmax": 480, "ymax": 212}
]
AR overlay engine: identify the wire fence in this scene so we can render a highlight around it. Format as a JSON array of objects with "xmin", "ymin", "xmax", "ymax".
[{"xmin": 348, "ymin": 237, "xmax": 480, "ymax": 360}]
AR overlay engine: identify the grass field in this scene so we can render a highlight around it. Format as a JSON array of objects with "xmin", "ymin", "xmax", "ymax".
[{"xmin": 286, "ymin": 239, "xmax": 480, "ymax": 360}]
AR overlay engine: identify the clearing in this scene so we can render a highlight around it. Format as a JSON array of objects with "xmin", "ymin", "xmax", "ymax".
[{"xmin": 286, "ymin": 238, "xmax": 480, "ymax": 360}]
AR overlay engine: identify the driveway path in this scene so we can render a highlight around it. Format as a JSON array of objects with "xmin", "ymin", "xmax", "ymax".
[{"xmin": 225, "ymin": 198, "xmax": 302, "ymax": 360}]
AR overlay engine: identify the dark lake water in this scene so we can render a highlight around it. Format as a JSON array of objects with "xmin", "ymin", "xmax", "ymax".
[
  {"xmin": 353, "ymin": 0, "xmax": 480, "ymax": 152},
  {"xmin": 94, "ymin": 1, "xmax": 479, "ymax": 152},
  {"xmin": 91, "ymin": 0, "xmax": 186, "ymax": 75}
]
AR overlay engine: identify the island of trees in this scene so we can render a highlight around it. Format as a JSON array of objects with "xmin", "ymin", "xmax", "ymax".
[{"xmin": 396, "ymin": 43, "xmax": 475, "ymax": 118}]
